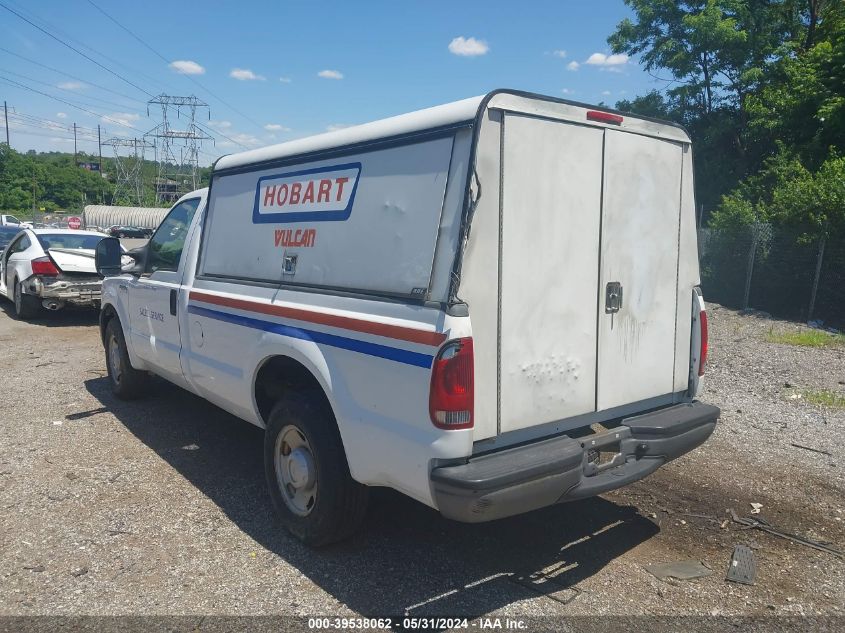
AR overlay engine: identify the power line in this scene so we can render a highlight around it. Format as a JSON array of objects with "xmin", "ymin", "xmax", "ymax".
[
  {"xmin": 8, "ymin": 110, "xmax": 99, "ymax": 134},
  {"xmin": 4, "ymin": 0, "xmax": 178, "ymax": 94},
  {"xmin": 85, "ymin": 0, "xmax": 266, "ymax": 134},
  {"xmin": 194, "ymin": 121, "xmax": 248, "ymax": 150},
  {"xmin": 0, "ymin": 46, "xmax": 148, "ymax": 106},
  {"xmin": 0, "ymin": 75, "xmax": 146, "ymax": 132},
  {"xmin": 0, "ymin": 67, "xmax": 143, "ymax": 111},
  {"xmin": 0, "ymin": 0, "xmax": 155, "ymax": 98}
]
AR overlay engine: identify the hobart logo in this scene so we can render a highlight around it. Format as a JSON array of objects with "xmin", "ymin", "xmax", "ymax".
[{"xmin": 253, "ymin": 162, "xmax": 361, "ymax": 224}]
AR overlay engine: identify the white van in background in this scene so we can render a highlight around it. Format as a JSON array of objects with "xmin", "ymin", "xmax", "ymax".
[{"xmin": 94, "ymin": 90, "xmax": 719, "ymax": 546}]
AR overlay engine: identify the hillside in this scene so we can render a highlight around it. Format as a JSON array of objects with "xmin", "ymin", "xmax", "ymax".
[{"xmin": 0, "ymin": 145, "xmax": 211, "ymax": 216}]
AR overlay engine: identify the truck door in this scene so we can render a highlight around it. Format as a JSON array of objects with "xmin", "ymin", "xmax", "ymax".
[
  {"xmin": 596, "ymin": 130, "xmax": 683, "ymax": 410},
  {"xmin": 127, "ymin": 197, "xmax": 200, "ymax": 387},
  {"xmin": 499, "ymin": 113, "xmax": 604, "ymax": 433}
]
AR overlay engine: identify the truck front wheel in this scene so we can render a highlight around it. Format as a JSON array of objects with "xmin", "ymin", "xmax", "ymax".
[
  {"xmin": 264, "ymin": 394, "xmax": 368, "ymax": 546},
  {"xmin": 104, "ymin": 318, "xmax": 149, "ymax": 400}
]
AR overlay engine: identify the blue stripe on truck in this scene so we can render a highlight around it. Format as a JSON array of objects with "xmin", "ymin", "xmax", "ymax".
[{"xmin": 187, "ymin": 304, "xmax": 435, "ymax": 369}]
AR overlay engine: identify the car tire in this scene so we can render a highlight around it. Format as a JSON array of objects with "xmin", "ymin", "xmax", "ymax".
[
  {"xmin": 118, "ymin": 232, "xmax": 125, "ymax": 238},
  {"xmin": 264, "ymin": 393, "xmax": 368, "ymax": 547},
  {"xmin": 13, "ymin": 278, "xmax": 41, "ymax": 320},
  {"xmin": 104, "ymin": 318, "xmax": 149, "ymax": 399}
]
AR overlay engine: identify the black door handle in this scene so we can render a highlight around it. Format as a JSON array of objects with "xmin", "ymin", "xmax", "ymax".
[{"xmin": 170, "ymin": 289, "xmax": 177, "ymax": 316}]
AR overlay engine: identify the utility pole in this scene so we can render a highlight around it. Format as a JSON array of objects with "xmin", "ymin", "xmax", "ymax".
[
  {"xmin": 97, "ymin": 124, "xmax": 102, "ymax": 169},
  {"xmin": 73, "ymin": 123, "xmax": 78, "ymax": 164},
  {"xmin": 3, "ymin": 101, "xmax": 8, "ymax": 145}
]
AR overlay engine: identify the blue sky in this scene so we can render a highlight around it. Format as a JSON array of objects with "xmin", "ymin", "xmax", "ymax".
[{"xmin": 0, "ymin": 0, "xmax": 661, "ymax": 164}]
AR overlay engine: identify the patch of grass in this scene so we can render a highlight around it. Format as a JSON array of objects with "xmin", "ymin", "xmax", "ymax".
[
  {"xmin": 765, "ymin": 329, "xmax": 845, "ymax": 348},
  {"xmin": 792, "ymin": 389, "xmax": 845, "ymax": 409}
]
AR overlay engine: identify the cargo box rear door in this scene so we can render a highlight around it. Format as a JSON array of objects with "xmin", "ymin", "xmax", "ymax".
[
  {"xmin": 596, "ymin": 130, "xmax": 683, "ymax": 410},
  {"xmin": 499, "ymin": 113, "xmax": 603, "ymax": 433}
]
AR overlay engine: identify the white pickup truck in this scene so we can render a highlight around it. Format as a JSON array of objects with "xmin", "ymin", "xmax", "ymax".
[{"xmin": 94, "ymin": 90, "xmax": 720, "ymax": 546}]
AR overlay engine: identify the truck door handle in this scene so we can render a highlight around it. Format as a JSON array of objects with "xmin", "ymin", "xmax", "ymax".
[
  {"xmin": 170, "ymin": 289, "xmax": 177, "ymax": 316},
  {"xmin": 605, "ymin": 281, "xmax": 623, "ymax": 314}
]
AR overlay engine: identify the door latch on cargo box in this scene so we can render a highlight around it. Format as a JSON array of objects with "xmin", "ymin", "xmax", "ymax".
[
  {"xmin": 282, "ymin": 254, "xmax": 297, "ymax": 275},
  {"xmin": 605, "ymin": 281, "xmax": 623, "ymax": 313}
]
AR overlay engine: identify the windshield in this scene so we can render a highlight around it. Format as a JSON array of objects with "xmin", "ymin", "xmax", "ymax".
[
  {"xmin": 36, "ymin": 233, "xmax": 106, "ymax": 250},
  {"xmin": 0, "ymin": 226, "xmax": 20, "ymax": 248}
]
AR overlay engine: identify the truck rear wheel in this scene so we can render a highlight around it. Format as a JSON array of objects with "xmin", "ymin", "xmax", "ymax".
[
  {"xmin": 264, "ymin": 394, "xmax": 368, "ymax": 546},
  {"xmin": 104, "ymin": 318, "xmax": 150, "ymax": 400}
]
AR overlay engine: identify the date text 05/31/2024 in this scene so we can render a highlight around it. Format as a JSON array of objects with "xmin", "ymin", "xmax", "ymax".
[{"xmin": 307, "ymin": 617, "xmax": 528, "ymax": 630}]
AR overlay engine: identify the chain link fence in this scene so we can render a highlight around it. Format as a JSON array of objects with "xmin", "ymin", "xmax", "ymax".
[{"xmin": 700, "ymin": 225, "xmax": 845, "ymax": 330}]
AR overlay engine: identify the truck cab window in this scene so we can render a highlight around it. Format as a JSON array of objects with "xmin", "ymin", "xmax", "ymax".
[{"xmin": 147, "ymin": 198, "xmax": 200, "ymax": 273}]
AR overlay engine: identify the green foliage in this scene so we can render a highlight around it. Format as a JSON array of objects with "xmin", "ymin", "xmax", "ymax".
[
  {"xmin": 765, "ymin": 328, "xmax": 845, "ymax": 347},
  {"xmin": 769, "ymin": 154, "xmax": 845, "ymax": 236},
  {"xmin": 0, "ymin": 145, "xmax": 108, "ymax": 213},
  {"xmin": 0, "ymin": 145, "xmax": 211, "ymax": 213},
  {"xmin": 613, "ymin": 0, "xmax": 844, "ymax": 224}
]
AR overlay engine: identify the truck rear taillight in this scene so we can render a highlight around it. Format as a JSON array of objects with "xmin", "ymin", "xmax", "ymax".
[
  {"xmin": 587, "ymin": 110, "xmax": 623, "ymax": 125},
  {"xmin": 429, "ymin": 338, "xmax": 474, "ymax": 430},
  {"xmin": 31, "ymin": 256, "xmax": 59, "ymax": 276},
  {"xmin": 698, "ymin": 309, "xmax": 708, "ymax": 376}
]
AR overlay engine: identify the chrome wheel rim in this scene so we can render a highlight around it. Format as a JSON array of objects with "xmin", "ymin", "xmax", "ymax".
[
  {"xmin": 274, "ymin": 425, "xmax": 317, "ymax": 516},
  {"xmin": 108, "ymin": 335, "xmax": 122, "ymax": 384}
]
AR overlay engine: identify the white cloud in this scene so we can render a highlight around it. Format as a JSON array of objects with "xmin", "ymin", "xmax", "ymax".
[
  {"xmin": 448, "ymin": 36, "xmax": 489, "ymax": 57},
  {"xmin": 230, "ymin": 68, "xmax": 265, "ymax": 81},
  {"xmin": 279, "ymin": 76, "xmax": 292, "ymax": 83},
  {"xmin": 208, "ymin": 120, "xmax": 232, "ymax": 130},
  {"xmin": 551, "ymin": 49, "xmax": 567, "ymax": 58},
  {"xmin": 601, "ymin": 90, "xmax": 612, "ymax": 96},
  {"xmin": 585, "ymin": 52, "xmax": 629, "ymax": 68},
  {"xmin": 326, "ymin": 123, "xmax": 352, "ymax": 132},
  {"xmin": 102, "ymin": 112, "xmax": 140, "ymax": 127},
  {"xmin": 317, "ymin": 69, "xmax": 344, "ymax": 80},
  {"xmin": 567, "ymin": 61, "xmax": 580, "ymax": 71},
  {"xmin": 169, "ymin": 60, "xmax": 205, "ymax": 75},
  {"xmin": 56, "ymin": 112, "xmax": 67, "ymax": 119},
  {"xmin": 561, "ymin": 88, "xmax": 573, "ymax": 95},
  {"xmin": 264, "ymin": 123, "xmax": 290, "ymax": 132},
  {"xmin": 57, "ymin": 81, "xmax": 83, "ymax": 90}
]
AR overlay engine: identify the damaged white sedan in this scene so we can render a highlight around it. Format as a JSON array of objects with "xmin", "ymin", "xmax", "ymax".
[{"xmin": 0, "ymin": 228, "xmax": 129, "ymax": 319}]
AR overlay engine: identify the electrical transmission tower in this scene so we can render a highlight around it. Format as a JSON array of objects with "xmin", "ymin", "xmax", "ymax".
[
  {"xmin": 101, "ymin": 137, "xmax": 153, "ymax": 206},
  {"xmin": 144, "ymin": 95, "xmax": 213, "ymax": 204}
]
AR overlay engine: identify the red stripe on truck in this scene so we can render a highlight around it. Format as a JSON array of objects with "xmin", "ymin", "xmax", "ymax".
[{"xmin": 189, "ymin": 290, "xmax": 447, "ymax": 347}]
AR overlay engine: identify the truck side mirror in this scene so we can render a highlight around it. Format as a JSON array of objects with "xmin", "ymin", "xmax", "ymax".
[{"xmin": 95, "ymin": 237, "xmax": 122, "ymax": 277}]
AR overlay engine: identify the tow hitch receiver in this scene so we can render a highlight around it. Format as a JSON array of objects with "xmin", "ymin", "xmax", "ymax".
[{"xmin": 583, "ymin": 427, "xmax": 630, "ymax": 475}]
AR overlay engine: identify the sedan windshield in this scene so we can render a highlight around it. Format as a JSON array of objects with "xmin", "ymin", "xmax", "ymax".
[{"xmin": 36, "ymin": 234, "xmax": 105, "ymax": 250}]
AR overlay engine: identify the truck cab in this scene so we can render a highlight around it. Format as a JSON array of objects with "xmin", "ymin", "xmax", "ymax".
[{"xmin": 96, "ymin": 89, "xmax": 719, "ymax": 546}]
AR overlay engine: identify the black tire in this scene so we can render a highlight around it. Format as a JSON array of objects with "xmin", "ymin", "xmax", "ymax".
[
  {"xmin": 264, "ymin": 394, "xmax": 368, "ymax": 546},
  {"xmin": 13, "ymin": 278, "xmax": 41, "ymax": 320},
  {"xmin": 104, "ymin": 317, "xmax": 150, "ymax": 399}
]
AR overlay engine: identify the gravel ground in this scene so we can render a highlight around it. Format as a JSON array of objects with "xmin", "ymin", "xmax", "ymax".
[{"xmin": 0, "ymin": 301, "xmax": 843, "ymax": 620}]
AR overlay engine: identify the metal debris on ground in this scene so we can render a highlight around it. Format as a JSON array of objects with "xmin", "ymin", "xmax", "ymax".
[
  {"xmin": 726, "ymin": 544, "xmax": 757, "ymax": 585},
  {"xmin": 750, "ymin": 502, "xmax": 763, "ymax": 514},
  {"xmin": 790, "ymin": 443, "xmax": 833, "ymax": 457},
  {"xmin": 729, "ymin": 509, "xmax": 844, "ymax": 558},
  {"xmin": 644, "ymin": 560, "xmax": 713, "ymax": 581}
]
